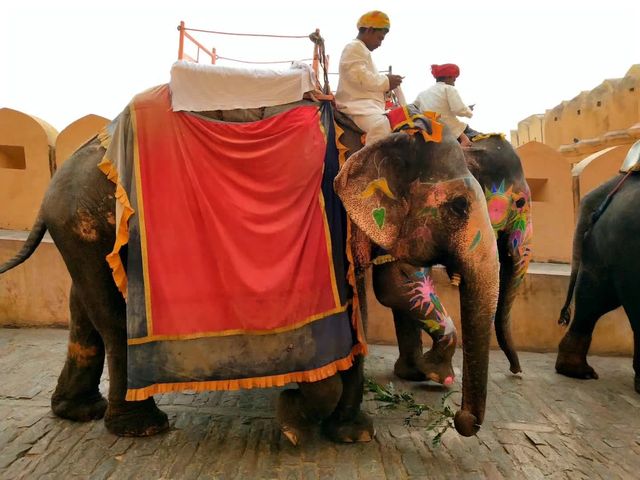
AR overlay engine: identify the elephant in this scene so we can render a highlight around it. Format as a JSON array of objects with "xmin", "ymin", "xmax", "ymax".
[
  {"xmin": 334, "ymin": 118, "xmax": 531, "ymax": 387},
  {"xmin": 556, "ymin": 169, "xmax": 640, "ymax": 394},
  {"xmin": 334, "ymin": 120, "xmax": 500, "ymax": 437},
  {"xmin": 0, "ymin": 100, "xmax": 499, "ymax": 441},
  {"xmin": 1, "ymin": 100, "xmax": 376, "ymax": 445}
]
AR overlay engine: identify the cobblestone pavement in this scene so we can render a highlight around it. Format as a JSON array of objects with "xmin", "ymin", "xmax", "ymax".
[{"xmin": 1, "ymin": 328, "xmax": 639, "ymax": 479}]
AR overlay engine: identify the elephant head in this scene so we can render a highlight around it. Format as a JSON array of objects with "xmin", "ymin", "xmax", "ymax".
[{"xmin": 334, "ymin": 131, "xmax": 499, "ymax": 436}]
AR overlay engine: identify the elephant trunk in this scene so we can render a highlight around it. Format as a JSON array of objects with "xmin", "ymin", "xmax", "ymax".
[
  {"xmin": 494, "ymin": 283, "xmax": 520, "ymax": 374},
  {"xmin": 494, "ymin": 233, "xmax": 524, "ymax": 374},
  {"xmin": 452, "ymin": 225, "xmax": 499, "ymax": 436}
]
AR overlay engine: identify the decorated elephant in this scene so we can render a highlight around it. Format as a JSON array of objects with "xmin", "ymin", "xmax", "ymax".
[
  {"xmin": 335, "ymin": 117, "xmax": 531, "ymax": 386},
  {"xmin": 334, "ymin": 115, "xmax": 500, "ymax": 436},
  {"xmin": 1, "ymin": 95, "xmax": 375, "ymax": 445},
  {"xmin": 556, "ymin": 152, "xmax": 640, "ymax": 393},
  {"xmin": 0, "ymin": 91, "xmax": 499, "ymax": 440}
]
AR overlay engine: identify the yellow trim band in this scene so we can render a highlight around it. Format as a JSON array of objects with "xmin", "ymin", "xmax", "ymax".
[{"xmin": 128, "ymin": 304, "xmax": 348, "ymax": 345}]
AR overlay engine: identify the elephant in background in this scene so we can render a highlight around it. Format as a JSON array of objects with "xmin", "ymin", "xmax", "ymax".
[
  {"xmin": 465, "ymin": 135, "xmax": 532, "ymax": 374},
  {"xmin": 556, "ymin": 170, "xmax": 640, "ymax": 394}
]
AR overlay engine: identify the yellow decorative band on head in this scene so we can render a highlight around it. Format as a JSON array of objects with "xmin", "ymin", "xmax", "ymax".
[{"xmin": 357, "ymin": 10, "xmax": 390, "ymax": 30}]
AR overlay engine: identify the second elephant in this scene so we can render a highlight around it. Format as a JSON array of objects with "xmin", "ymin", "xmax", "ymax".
[
  {"xmin": 337, "ymin": 125, "xmax": 532, "ymax": 384},
  {"xmin": 335, "ymin": 127, "xmax": 500, "ymax": 436}
]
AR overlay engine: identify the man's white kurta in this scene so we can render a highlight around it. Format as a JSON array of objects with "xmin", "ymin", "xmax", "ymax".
[
  {"xmin": 414, "ymin": 82, "xmax": 473, "ymax": 138},
  {"xmin": 335, "ymin": 39, "xmax": 389, "ymax": 116}
]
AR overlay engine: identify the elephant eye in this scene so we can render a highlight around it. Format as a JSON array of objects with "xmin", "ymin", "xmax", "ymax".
[{"xmin": 447, "ymin": 196, "xmax": 470, "ymax": 218}]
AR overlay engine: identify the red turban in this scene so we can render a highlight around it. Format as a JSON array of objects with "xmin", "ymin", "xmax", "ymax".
[{"xmin": 431, "ymin": 64, "xmax": 460, "ymax": 79}]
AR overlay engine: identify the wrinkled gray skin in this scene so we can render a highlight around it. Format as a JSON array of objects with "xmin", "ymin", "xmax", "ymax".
[
  {"xmin": 335, "ymin": 128, "xmax": 500, "ymax": 437},
  {"xmin": 556, "ymin": 173, "xmax": 640, "ymax": 394}
]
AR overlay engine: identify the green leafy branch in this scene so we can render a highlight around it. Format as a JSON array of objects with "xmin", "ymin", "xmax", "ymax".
[{"xmin": 364, "ymin": 378, "xmax": 457, "ymax": 447}]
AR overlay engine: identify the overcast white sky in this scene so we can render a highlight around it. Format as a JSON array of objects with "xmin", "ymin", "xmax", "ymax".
[{"xmin": 2, "ymin": 1, "xmax": 638, "ymax": 137}]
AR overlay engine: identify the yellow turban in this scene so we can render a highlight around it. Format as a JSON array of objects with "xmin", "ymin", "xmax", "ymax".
[{"xmin": 357, "ymin": 11, "xmax": 390, "ymax": 30}]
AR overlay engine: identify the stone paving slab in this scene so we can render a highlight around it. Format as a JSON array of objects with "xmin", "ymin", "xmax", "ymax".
[{"xmin": 0, "ymin": 328, "xmax": 639, "ymax": 479}]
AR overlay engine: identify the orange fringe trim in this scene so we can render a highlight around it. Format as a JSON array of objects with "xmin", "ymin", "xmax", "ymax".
[
  {"xmin": 97, "ymin": 127, "xmax": 111, "ymax": 150},
  {"xmin": 125, "ymin": 343, "xmax": 366, "ymax": 401},
  {"xmin": 97, "ymin": 125, "xmax": 134, "ymax": 299}
]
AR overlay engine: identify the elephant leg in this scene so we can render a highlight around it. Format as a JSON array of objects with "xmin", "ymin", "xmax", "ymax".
[
  {"xmin": 373, "ymin": 262, "xmax": 457, "ymax": 385},
  {"xmin": 494, "ymin": 234, "xmax": 526, "ymax": 374},
  {"xmin": 626, "ymin": 313, "xmax": 640, "ymax": 395},
  {"xmin": 618, "ymin": 292, "xmax": 640, "ymax": 394},
  {"xmin": 51, "ymin": 283, "xmax": 108, "ymax": 421},
  {"xmin": 62, "ymin": 264, "xmax": 169, "ymax": 437},
  {"xmin": 276, "ymin": 374, "xmax": 343, "ymax": 446},
  {"xmin": 633, "ymin": 324, "xmax": 640, "ymax": 394},
  {"xmin": 391, "ymin": 309, "xmax": 427, "ymax": 381},
  {"xmin": 277, "ymin": 360, "xmax": 374, "ymax": 446},
  {"xmin": 322, "ymin": 355, "xmax": 374, "ymax": 443},
  {"xmin": 556, "ymin": 268, "xmax": 619, "ymax": 380}
]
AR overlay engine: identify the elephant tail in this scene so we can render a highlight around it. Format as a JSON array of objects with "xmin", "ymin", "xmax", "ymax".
[
  {"xmin": 558, "ymin": 279, "xmax": 575, "ymax": 326},
  {"xmin": 0, "ymin": 216, "xmax": 47, "ymax": 274},
  {"xmin": 558, "ymin": 231, "xmax": 585, "ymax": 326},
  {"xmin": 558, "ymin": 198, "xmax": 595, "ymax": 326}
]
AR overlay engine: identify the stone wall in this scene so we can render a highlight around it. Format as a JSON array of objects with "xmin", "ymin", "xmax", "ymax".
[
  {"xmin": 0, "ymin": 232, "xmax": 631, "ymax": 355},
  {"xmin": 511, "ymin": 64, "xmax": 640, "ymax": 264}
]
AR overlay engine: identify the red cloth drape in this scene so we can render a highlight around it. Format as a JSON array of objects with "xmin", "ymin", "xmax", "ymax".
[{"xmin": 132, "ymin": 86, "xmax": 341, "ymax": 336}]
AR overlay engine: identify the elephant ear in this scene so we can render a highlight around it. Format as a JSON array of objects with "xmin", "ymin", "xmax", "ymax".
[{"xmin": 334, "ymin": 134, "xmax": 411, "ymax": 250}]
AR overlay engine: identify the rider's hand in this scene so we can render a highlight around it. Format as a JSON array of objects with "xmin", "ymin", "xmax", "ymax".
[{"xmin": 387, "ymin": 74, "xmax": 403, "ymax": 90}]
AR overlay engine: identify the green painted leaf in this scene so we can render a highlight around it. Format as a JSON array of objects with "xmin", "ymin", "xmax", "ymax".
[
  {"xmin": 372, "ymin": 207, "xmax": 386, "ymax": 229},
  {"xmin": 468, "ymin": 230, "xmax": 482, "ymax": 252}
]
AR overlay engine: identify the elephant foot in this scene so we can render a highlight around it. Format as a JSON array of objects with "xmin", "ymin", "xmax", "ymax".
[
  {"xmin": 104, "ymin": 398, "xmax": 169, "ymax": 437},
  {"xmin": 454, "ymin": 410, "xmax": 480, "ymax": 437},
  {"xmin": 51, "ymin": 392, "xmax": 108, "ymax": 422},
  {"xmin": 555, "ymin": 332, "xmax": 598, "ymax": 380},
  {"xmin": 418, "ymin": 339, "xmax": 456, "ymax": 386},
  {"xmin": 394, "ymin": 356, "xmax": 427, "ymax": 382},
  {"xmin": 556, "ymin": 351, "xmax": 598, "ymax": 380},
  {"xmin": 322, "ymin": 411, "xmax": 374, "ymax": 443},
  {"xmin": 276, "ymin": 389, "xmax": 312, "ymax": 446},
  {"xmin": 555, "ymin": 357, "xmax": 598, "ymax": 380}
]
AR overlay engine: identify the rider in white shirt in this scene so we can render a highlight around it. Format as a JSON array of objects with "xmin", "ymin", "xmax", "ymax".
[
  {"xmin": 335, "ymin": 10, "xmax": 403, "ymax": 145},
  {"xmin": 413, "ymin": 63, "xmax": 475, "ymax": 147}
]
